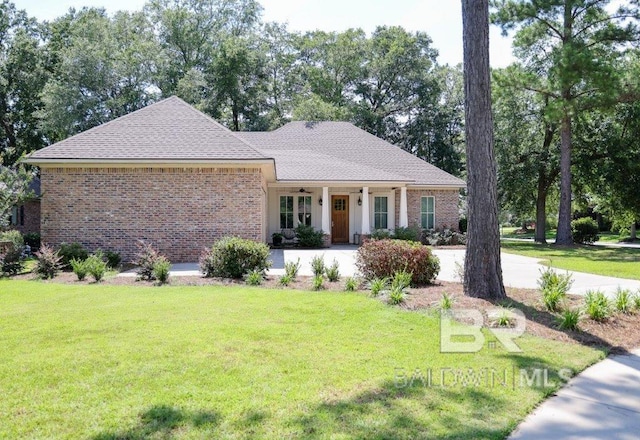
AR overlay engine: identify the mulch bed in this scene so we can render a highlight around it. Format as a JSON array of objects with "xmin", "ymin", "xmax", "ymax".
[{"xmin": 11, "ymin": 271, "xmax": 640, "ymax": 353}]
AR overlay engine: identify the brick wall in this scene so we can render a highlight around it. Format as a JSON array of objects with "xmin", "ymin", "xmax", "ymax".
[
  {"xmin": 13, "ymin": 200, "xmax": 41, "ymax": 235},
  {"xmin": 40, "ymin": 167, "xmax": 265, "ymax": 262},
  {"xmin": 394, "ymin": 189, "xmax": 460, "ymax": 231}
]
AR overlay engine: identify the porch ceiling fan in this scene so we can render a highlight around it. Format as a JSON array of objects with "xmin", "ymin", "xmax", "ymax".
[{"xmin": 298, "ymin": 188, "xmax": 312, "ymax": 194}]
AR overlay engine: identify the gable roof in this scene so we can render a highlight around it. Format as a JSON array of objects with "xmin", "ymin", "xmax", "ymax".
[
  {"xmin": 27, "ymin": 97, "xmax": 464, "ymax": 188},
  {"xmin": 28, "ymin": 96, "xmax": 268, "ymax": 162},
  {"xmin": 239, "ymin": 122, "xmax": 465, "ymax": 187}
]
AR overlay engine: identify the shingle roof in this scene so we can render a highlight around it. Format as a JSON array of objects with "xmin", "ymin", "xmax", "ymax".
[
  {"xmin": 28, "ymin": 96, "xmax": 267, "ymax": 161},
  {"xmin": 239, "ymin": 121, "xmax": 465, "ymax": 187}
]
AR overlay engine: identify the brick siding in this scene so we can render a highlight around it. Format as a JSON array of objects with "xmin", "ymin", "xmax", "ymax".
[
  {"xmin": 394, "ymin": 189, "xmax": 460, "ymax": 231},
  {"xmin": 40, "ymin": 167, "xmax": 265, "ymax": 263}
]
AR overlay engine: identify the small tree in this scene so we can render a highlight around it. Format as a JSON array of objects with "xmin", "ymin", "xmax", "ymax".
[{"xmin": 0, "ymin": 165, "xmax": 33, "ymax": 229}]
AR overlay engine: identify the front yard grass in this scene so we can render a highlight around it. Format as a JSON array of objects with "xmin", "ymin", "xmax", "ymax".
[
  {"xmin": 501, "ymin": 241, "xmax": 640, "ymax": 280},
  {"xmin": 0, "ymin": 280, "xmax": 603, "ymax": 439}
]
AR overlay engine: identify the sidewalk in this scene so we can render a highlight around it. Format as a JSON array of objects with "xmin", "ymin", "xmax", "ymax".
[{"xmin": 509, "ymin": 348, "xmax": 640, "ymax": 440}]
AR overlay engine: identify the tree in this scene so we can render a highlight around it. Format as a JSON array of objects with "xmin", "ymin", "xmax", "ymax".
[
  {"xmin": 0, "ymin": 1, "xmax": 48, "ymax": 164},
  {"xmin": 493, "ymin": 65, "xmax": 560, "ymax": 242},
  {"xmin": 0, "ymin": 164, "xmax": 32, "ymax": 229},
  {"xmin": 462, "ymin": 0, "xmax": 506, "ymax": 298},
  {"xmin": 492, "ymin": 0, "xmax": 640, "ymax": 245}
]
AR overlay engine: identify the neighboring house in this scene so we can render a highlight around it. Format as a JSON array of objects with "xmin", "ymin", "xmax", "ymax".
[
  {"xmin": 9, "ymin": 177, "xmax": 41, "ymax": 235},
  {"xmin": 26, "ymin": 97, "xmax": 465, "ymax": 262}
]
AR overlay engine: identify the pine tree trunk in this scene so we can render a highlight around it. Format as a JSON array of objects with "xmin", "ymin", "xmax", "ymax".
[
  {"xmin": 631, "ymin": 223, "xmax": 637, "ymax": 241},
  {"xmin": 556, "ymin": 114, "xmax": 573, "ymax": 245},
  {"xmin": 461, "ymin": 0, "xmax": 506, "ymax": 299},
  {"xmin": 535, "ymin": 174, "xmax": 547, "ymax": 244}
]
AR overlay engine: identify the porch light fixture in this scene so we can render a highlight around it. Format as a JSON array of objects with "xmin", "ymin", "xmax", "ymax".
[
  {"xmin": 319, "ymin": 197, "xmax": 323, "ymax": 206},
  {"xmin": 357, "ymin": 197, "xmax": 362, "ymax": 206}
]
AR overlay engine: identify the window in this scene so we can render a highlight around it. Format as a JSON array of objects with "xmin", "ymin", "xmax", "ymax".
[
  {"xmin": 297, "ymin": 196, "xmax": 312, "ymax": 226},
  {"xmin": 421, "ymin": 196, "xmax": 435, "ymax": 229},
  {"xmin": 280, "ymin": 196, "xmax": 294, "ymax": 229},
  {"xmin": 374, "ymin": 196, "xmax": 388, "ymax": 229}
]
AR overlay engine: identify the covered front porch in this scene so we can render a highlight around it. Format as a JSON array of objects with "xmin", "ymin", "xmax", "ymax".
[{"xmin": 266, "ymin": 184, "xmax": 410, "ymax": 245}]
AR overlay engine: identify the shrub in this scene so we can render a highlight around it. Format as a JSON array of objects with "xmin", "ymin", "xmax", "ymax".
[
  {"xmin": 311, "ymin": 274, "xmax": 324, "ymax": 291},
  {"xmin": 557, "ymin": 309, "xmax": 581, "ymax": 331},
  {"xmin": 34, "ymin": 244, "xmax": 61, "ymax": 279},
  {"xmin": 104, "ymin": 250, "xmax": 122, "ymax": 269},
  {"xmin": 584, "ymin": 290, "xmax": 610, "ymax": 321},
  {"xmin": 634, "ymin": 291, "xmax": 640, "ymax": 311},
  {"xmin": 439, "ymin": 292, "xmax": 455, "ymax": 310},
  {"xmin": 370, "ymin": 229, "xmax": 392, "ymax": 240},
  {"xmin": 279, "ymin": 274, "xmax": 293, "ymax": 286},
  {"xmin": 391, "ymin": 270, "xmax": 412, "ymax": 291},
  {"xmin": 538, "ymin": 267, "xmax": 573, "ymax": 294},
  {"xmin": 311, "ymin": 254, "xmax": 325, "ymax": 277},
  {"xmin": 542, "ymin": 287, "xmax": 566, "ymax": 312},
  {"xmin": 284, "ymin": 258, "xmax": 301, "ymax": 279},
  {"xmin": 245, "ymin": 269, "xmax": 263, "ymax": 286},
  {"xmin": 152, "ymin": 257, "xmax": 171, "ymax": 285},
  {"xmin": 393, "ymin": 226, "xmax": 420, "ymax": 242},
  {"xmin": 571, "ymin": 217, "xmax": 600, "ymax": 244},
  {"xmin": 369, "ymin": 277, "xmax": 388, "ymax": 297},
  {"xmin": 58, "ymin": 242, "xmax": 88, "ymax": 268},
  {"xmin": 388, "ymin": 287, "xmax": 405, "ymax": 305},
  {"xmin": 0, "ymin": 231, "xmax": 23, "ymax": 275},
  {"xmin": 614, "ymin": 288, "xmax": 633, "ymax": 314},
  {"xmin": 200, "ymin": 237, "xmax": 271, "ymax": 279},
  {"xmin": 356, "ymin": 239, "xmax": 440, "ymax": 286},
  {"xmin": 70, "ymin": 258, "xmax": 89, "ymax": 281},
  {"xmin": 325, "ymin": 259, "xmax": 340, "ymax": 282},
  {"xmin": 490, "ymin": 308, "xmax": 515, "ymax": 327},
  {"xmin": 133, "ymin": 241, "xmax": 164, "ymax": 281},
  {"xmin": 295, "ymin": 224, "xmax": 324, "ymax": 248},
  {"xmin": 23, "ymin": 232, "xmax": 41, "ymax": 251},
  {"xmin": 421, "ymin": 229, "xmax": 466, "ymax": 246},
  {"xmin": 344, "ymin": 277, "xmax": 358, "ymax": 291},
  {"xmin": 86, "ymin": 254, "xmax": 107, "ymax": 282}
]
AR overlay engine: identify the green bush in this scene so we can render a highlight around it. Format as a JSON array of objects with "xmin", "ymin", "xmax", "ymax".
[
  {"xmin": 23, "ymin": 232, "xmax": 40, "ymax": 251},
  {"xmin": 311, "ymin": 274, "xmax": 324, "ymax": 291},
  {"xmin": 634, "ymin": 291, "xmax": 640, "ymax": 311},
  {"xmin": 614, "ymin": 288, "xmax": 633, "ymax": 314},
  {"xmin": 571, "ymin": 217, "xmax": 600, "ymax": 244},
  {"xmin": 584, "ymin": 290, "xmax": 610, "ymax": 321},
  {"xmin": 284, "ymin": 258, "xmax": 301, "ymax": 279},
  {"xmin": 133, "ymin": 241, "xmax": 165, "ymax": 281},
  {"xmin": 388, "ymin": 287, "xmax": 405, "ymax": 305},
  {"xmin": 0, "ymin": 231, "xmax": 23, "ymax": 275},
  {"xmin": 152, "ymin": 257, "xmax": 171, "ymax": 285},
  {"xmin": 369, "ymin": 277, "xmax": 388, "ymax": 297},
  {"xmin": 393, "ymin": 226, "xmax": 420, "ymax": 242},
  {"xmin": 58, "ymin": 242, "xmax": 88, "ymax": 268},
  {"xmin": 104, "ymin": 250, "xmax": 122, "ymax": 269},
  {"xmin": 70, "ymin": 258, "xmax": 89, "ymax": 281},
  {"xmin": 86, "ymin": 254, "xmax": 107, "ymax": 282},
  {"xmin": 370, "ymin": 229, "xmax": 392, "ymax": 240},
  {"xmin": 295, "ymin": 224, "xmax": 324, "ymax": 248},
  {"xmin": 311, "ymin": 254, "xmax": 325, "ymax": 277},
  {"xmin": 557, "ymin": 309, "xmax": 581, "ymax": 331},
  {"xmin": 391, "ymin": 270, "xmax": 412, "ymax": 291},
  {"xmin": 200, "ymin": 237, "xmax": 271, "ymax": 279},
  {"xmin": 344, "ymin": 277, "xmax": 358, "ymax": 292},
  {"xmin": 325, "ymin": 259, "xmax": 340, "ymax": 282},
  {"xmin": 245, "ymin": 269, "xmax": 263, "ymax": 286},
  {"xmin": 542, "ymin": 287, "xmax": 566, "ymax": 312},
  {"xmin": 34, "ymin": 244, "xmax": 61, "ymax": 279},
  {"xmin": 279, "ymin": 274, "xmax": 293, "ymax": 286},
  {"xmin": 538, "ymin": 267, "xmax": 573, "ymax": 294},
  {"xmin": 439, "ymin": 292, "xmax": 455, "ymax": 310},
  {"xmin": 356, "ymin": 239, "xmax": 440, "ymax": 286}
]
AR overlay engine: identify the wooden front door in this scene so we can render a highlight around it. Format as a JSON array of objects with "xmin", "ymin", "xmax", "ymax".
[{"xmin": 331, "ymin": 195, "xmax": 349, "ymax": 243}]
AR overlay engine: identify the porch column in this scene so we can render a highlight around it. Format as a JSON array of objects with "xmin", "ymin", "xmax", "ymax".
[
  {"xmin": 361, "ymin": 187, "xmax": 370, "ymax": 235},
  {"xmin": 321, "ymin": 186, "xmax": 330, "ymax": 234},
  {"xmin": 399, "ymin": 187, "xmax": 408, "ymax": 228}
]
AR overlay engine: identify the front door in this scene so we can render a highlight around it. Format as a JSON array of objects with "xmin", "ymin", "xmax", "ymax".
[{"xmin": 331, "ymin": 195, "xmax": 349, "ymax": 243}]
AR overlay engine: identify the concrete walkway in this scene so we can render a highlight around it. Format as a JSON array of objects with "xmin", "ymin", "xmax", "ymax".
[{"xmin": 509, "ymin": 349, "xmax": 640, "ymax": 440}]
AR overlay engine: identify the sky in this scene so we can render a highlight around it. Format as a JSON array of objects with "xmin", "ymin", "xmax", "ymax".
[{"xmin": 16, "ymin": 0, "xmax": 516, "ymax": 67}]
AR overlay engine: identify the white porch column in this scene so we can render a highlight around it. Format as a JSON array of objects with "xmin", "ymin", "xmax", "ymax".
[
  {"xmin": 399, "ymin": 187, "xmax": 408, "ymax": 228},
  {"xmin": 361, "ymin": 187, "xmax": 370, "ymax": 234},
  {"xmin": 321, "ymin": 186, "xmax": 330, "ymax": 234}
]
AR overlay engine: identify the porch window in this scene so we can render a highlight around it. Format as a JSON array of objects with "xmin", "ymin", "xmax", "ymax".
[
  {"xmin": 374, "ymin": 196, "xmax": 388, "ymax": 229},
  {"xmin": 421, "ymin": 196, "xmax": 435, "ymax": 229},
  {"xmin": 297, "ymin": 196, "xmax": 312, "ymax": 226},
  {"xmin": 280, "ymin": 196, "xmax": 294, "ymax": 229}
]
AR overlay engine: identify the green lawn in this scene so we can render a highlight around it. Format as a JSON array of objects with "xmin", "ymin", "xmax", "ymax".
[
  {"xmin": 0, "ymin": 280, "xmax": 603, "ymax": 439},
  {"xmin": 501, "ymin": 241, "xmax": 640, "ymax": 280}
]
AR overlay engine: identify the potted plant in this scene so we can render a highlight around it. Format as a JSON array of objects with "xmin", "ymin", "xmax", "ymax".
[{"xmin": 272, "ymin": 232, "xmax": 284, "ymax": 247}]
